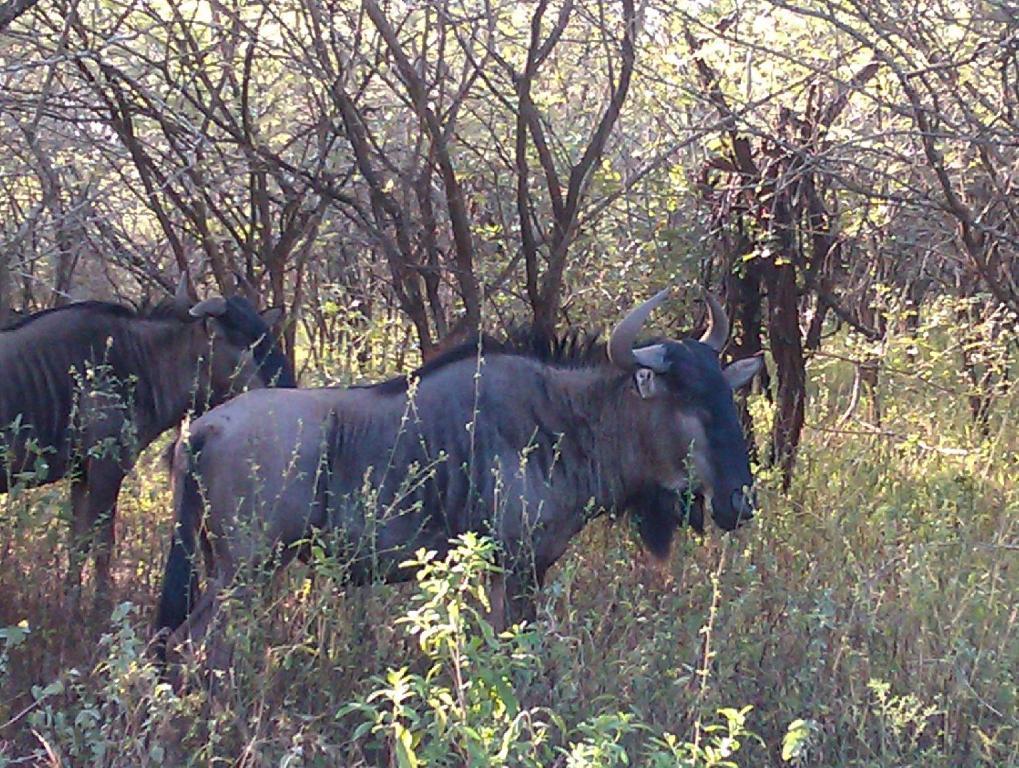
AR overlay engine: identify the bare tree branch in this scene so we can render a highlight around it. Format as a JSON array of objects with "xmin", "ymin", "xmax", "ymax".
[{"xmin": 0, "ymin": 0, "xmax": 40, "ymax": 33}]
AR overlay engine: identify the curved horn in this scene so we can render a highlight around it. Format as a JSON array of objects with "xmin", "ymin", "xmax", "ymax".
[
  {"xmin": 234, "ymin": 269, "xmax": 256, "ymax": 298},
  {"xmin": 699, "ymin": 292, "xmax": 729, "ymax": 352},
  {"xmin": 189, "ymin": 296, "xmax": 228, "ymax": 319},
  {"xmin": 607, "ymin": 287, "xmax": 672, "ymax": 370},
  {"xmin": 173, "ymin": 274, "xmax": 192, "ymax": 312}
]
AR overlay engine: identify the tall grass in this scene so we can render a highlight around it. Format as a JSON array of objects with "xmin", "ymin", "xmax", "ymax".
[{"xmin": 0, "ymin": 307, "xmax": 1015, "ymax": 766}]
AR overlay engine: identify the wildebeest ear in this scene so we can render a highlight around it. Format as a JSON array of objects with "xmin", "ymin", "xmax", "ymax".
[
  {"xmin": 723, "ymin": 355, "xmax": 763, "ymax": 390},
  {"xmin": 260, "ymin": 307, "xmax": 284, "ymax": 326},
  {"xmin": 634, "ymin": 368, "xmax": 659, "ymax": 399}
]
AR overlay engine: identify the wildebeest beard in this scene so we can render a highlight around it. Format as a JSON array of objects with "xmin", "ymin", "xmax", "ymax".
[{"xmin": 626, "ymin": 486, "xmax": 706, "ymax": 559}]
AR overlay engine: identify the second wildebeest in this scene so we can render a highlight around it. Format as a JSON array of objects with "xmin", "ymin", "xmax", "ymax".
[
  {"xmin": 155, "ymin": 288, "xmax": 761, "ymax": 661},
  {"xmin": 0, "ymin": 278, "xmax": 295, "ymax": 610}
]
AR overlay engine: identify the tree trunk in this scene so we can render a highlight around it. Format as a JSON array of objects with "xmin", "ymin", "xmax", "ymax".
[
  {"xmin": 765, "ymin": 248, "xmax": 806, "ymax": 491},
  {"xmin": 531, "ymin": 291, "xmax": 559, "ymax": 341},
  {"xmin": 860, "ymin": 356, "xmax": 881, "ymax": 426},
  {"xmin": 0, "ymin": 248, "xmax": 11, "ymax": 325},
  {"xmin": 723, "ymin": 231, "xmax": 765, "ymax": 462}
]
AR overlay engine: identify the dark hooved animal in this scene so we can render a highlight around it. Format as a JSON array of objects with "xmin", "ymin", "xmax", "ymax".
[
  {"xmin": 0, "ymin": 278, "xmax": 295, "ymax": 609},
  {"xmin": 155, "ymin": 288, "xmax": 762, "ymax": 660}
]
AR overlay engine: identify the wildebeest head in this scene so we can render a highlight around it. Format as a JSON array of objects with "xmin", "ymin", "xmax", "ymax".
[
  {"xmin": 608, "ymin": 289, "xmax": 762, "ymax": 531},
  {"xmin": 173, "ymin": 277, "xmax": 296, "ymax": 402}
]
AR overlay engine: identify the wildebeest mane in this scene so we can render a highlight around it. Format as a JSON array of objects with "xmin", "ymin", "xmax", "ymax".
[
  {"xmin": 368, "ymin": 326, "xmax": 610, "ymax": 396},
  {"xmin": 502, "ymin": 326, "xmax": 608, "ymax": 368},
  {"xmin": 1, "ymin": 298, "xmax": 191, "ymax": 333},
  {"xmin": 5, "ymin": 297, "xmax": 294, "ymax": 388},
  {"xmin": 1, "ymin": 301, "xmax": 139, "ymax": 332}
]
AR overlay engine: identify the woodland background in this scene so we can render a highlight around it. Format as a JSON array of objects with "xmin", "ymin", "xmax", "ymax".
[{"xmin": 0, "ymin": 0, "xmax": 1016, "ymax": 765}]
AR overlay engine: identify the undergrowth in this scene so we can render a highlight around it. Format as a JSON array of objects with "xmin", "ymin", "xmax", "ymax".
[{"xmin": 0, "ymin": 309, "xmax": 1015, "ymax": 766}]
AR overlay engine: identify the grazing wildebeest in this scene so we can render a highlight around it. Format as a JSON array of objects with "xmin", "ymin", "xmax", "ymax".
[
  {"xmin": 0, "ymin": 279, "xmax": 295, "ymax": 609},
  {"xmin": 154, "ymin": 288, "xmax": 761, "ymax": 659}
]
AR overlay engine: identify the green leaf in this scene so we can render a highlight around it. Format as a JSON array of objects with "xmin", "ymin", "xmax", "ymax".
[
  {"xmin": 0, "ymin": 621, "xmax": 30, "ymax": 647},
  {"xmin": 31, "ymin": 680, "xmax": 64, "ymax": 701},
  {"xmin": 394, "ymin": 723, "xmax": 419, "ymax": 768},
  {"xmin": 782, "ymin": 718, "xmax": 818, "ymax": 762},
  {"xmin": 490, "ymin": 674, "xmax": 519, "ymax": 717}
]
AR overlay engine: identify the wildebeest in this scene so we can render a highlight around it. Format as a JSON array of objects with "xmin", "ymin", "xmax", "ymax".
[
  {"xmin": 0, "ymin": 278, "xmax": 295, "ymax": 609},
  {"xmin": 155, "ymin": 288, "xmax": 761, "ymax": 659}
]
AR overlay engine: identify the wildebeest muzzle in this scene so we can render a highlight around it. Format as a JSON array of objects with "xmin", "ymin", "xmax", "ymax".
[{"xmin": 713, "ymin": 485, "xmax": 756, "ymax": 531}]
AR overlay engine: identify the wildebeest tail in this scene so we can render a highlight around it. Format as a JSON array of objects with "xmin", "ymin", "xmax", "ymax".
[{"xmin": 154, "ymin": 433, "xmax": 204, "ymax": 650}]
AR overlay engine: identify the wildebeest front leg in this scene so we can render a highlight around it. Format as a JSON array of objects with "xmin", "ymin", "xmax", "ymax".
[
  {"xmin": 65, "ymin": 460, "xmax": 125, "ymax": 618},
  {"xmin": 485, "ymin": 572, "xmax": 507, "ymax": 632},
  {"xmin": 87, "ymin": 460, "xmax": 125, "ymax": 617},
  {"xmin": 486, "ymin": 569, "xmax": 540, "ymax": 631},
  {"xmin": 64, "ymin": 479, "xmax": 90, "ymax": 616},
  {"xmin": 506, "ymin": 570, "xmax": 540, "ymax": 626}
]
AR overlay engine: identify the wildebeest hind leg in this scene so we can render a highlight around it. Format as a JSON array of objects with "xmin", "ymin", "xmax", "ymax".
[
  {"xmin": 164, "ymin": 578, "xmax": 225, "ymax": 672},
  {"xmin": 165, "ymin": 574, "xmax": 249, "ymax": 693}
]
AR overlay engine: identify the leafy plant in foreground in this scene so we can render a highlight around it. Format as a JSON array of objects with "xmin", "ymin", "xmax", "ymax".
[{"xmin": 337, "ymin": 533, "xmax": 755, "ymax": 767}]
